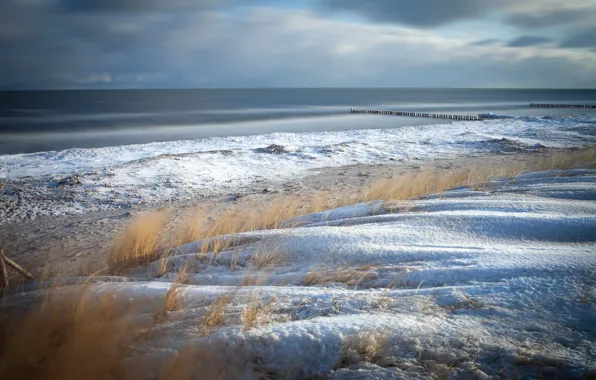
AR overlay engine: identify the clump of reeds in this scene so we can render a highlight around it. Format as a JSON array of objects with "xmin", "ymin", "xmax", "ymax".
[
  {"xmin": 0, "ymin": 288, "xmax": 148, "ymax": 380},
  {"xmin": 240, "ymin": 294, "xmax": 274, "ymax": 331},
  {"xmin": 200, "ymin": 294, "xmax": 232, "ymax": 334},
  {"xmin": 107, "ymin": 211, "xmax": 168, "ymax": 274},
  {"xmin": 364, "ymin": 148, "xmax": 596, "ymax": 202},
  {"xmin": 335, "ymin": 331, "xmax": 387, "ymax": 369}
]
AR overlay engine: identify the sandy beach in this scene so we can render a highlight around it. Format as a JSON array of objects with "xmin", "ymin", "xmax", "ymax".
[
  {"xmin": 1, "ymin": 146, "xmax": 595, "ymax": 379},
  {"xmin": 0, "ymin": 148, "xmax": 579, "ymax": 281}
]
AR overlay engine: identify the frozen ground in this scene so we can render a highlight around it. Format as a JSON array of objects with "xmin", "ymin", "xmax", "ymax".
[
  {"xmin": 1, "ymin": 113, "xmax": 596, "ymax": 222},
  {"xmin": 9, "ymin": 168, "xmax": 596, "ymax": 379}
]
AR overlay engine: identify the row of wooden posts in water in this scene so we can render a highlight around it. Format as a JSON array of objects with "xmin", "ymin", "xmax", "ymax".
[
  {"xmin": 350, "ymin": 108, "xmax": 486, "ymax": 121},
  {"xmin": 530, "ymin": 103, "xmax": 596, "ymax": 109}
]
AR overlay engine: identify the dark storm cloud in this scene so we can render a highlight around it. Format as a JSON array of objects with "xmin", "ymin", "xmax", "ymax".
[
  {"xmin": 506, "ymin": 9, "xmax": 593, "ymax": 29},
  {"xmin": 561, "ymin": 27, "xmax": 596, "ymax": 48},
  {"xmin": 319, "ymin": 0, "xmax": 506, "ymax": 27},
  {"xmin": 0, "ymin": 0, "xmax": 595, "ymax": 89},
  {"xmin": 57, "ymin": 0, "xmax": 225, "ymax": 12},
  {"xmin": 0, "ymin": 1, "xmax": 181, "ymax": 88},
  {"xmin": 507, "ymin": 36, "xmax": 553, "ymax": 47}
]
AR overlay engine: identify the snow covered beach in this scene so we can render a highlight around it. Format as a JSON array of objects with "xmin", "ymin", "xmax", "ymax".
[
  {"xmin": 1, "ymin": 113, "xmax": 596, "ymax": 223},
  {"xmin": 2, "ymin": 165, "xmax": 596, "ymax": 379},
  {"xmin": 1, "ymin": 109, "xmax": 596, "ymax": 379}
]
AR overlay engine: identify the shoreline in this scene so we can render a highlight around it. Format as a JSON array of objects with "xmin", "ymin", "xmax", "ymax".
[{"xmin": 0, "ymin": 148, "xmax": 579, "ymax": 280}]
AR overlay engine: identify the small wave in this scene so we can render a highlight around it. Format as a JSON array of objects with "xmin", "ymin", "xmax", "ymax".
[
  {"xmin": 485, "ymin": 138, "xmax": 546, "ymax": 153},
  {"xmin": 478, "ymin": 113, "xmax": 516, "ymax": 120}
]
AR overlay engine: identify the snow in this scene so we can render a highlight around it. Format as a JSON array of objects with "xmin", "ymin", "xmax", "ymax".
[
  {"xmin": 1, "ymin": 112, "xmax": 596, "ymax": 221},
  {"xmin": 9, "ymin": 168, "xmax": 596, "ymax": 379}
]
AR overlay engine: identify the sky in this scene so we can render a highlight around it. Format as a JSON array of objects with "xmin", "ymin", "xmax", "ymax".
[{"xmin": 1, "ymin": 0, "xmax": 596, "ymax": 89}]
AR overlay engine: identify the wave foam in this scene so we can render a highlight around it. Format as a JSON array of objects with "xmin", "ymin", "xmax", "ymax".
[{"xmin": 1, "ymin": 113, "xmax": 595, "ymax": 221}]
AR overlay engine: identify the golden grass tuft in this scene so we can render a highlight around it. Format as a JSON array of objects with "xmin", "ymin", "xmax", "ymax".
[
  {"xmin": 175, "ymin": 262, "xmax": 191, "ymax": 285},
  {"xmin": 252, "ymin": 244, "xmax": 282, "ymax": 270},
  {"xmin": 240, "ymin": 294, "xmax": 274, "ymax": 331},
  {"xmin": 0, "ymin": 285, "xmax": 246, "ymax": 380},
  {"xmin": 107, "ymin": 211, "xmax": 168, "ymax": 274},
  {"xmin": 163, "ymin": 284, "xmax": 182, "ymax": 312},
  {"xmin": 153, "ymin": 343, "xmax": 247, "ymax": 380},
  {"xmin": 304, "ymin": 266, "xmax": 376, "ymax": 288},
  {"xmin": 153, "ymin": 283, "xmax": 183, "ymax": 321},
  {"xmin": 175, "ymin": 198, "xmax": 311, "ymax": 250},
  {"xmin": 155, "ymin": 251, "xmax": 173, "ymax": 278},
  {"xmin": 200, "ymin": 294, "xmax": 232, "ymax": 334},
  {"xmin": 0, "ymin": 288, "xmax": 150, "ymax": 380},
  {"xmin": 532, "ymin": 147, "xmax": 596, "ymax": 171},
  {"xmin": 173, "ymin": 206, "xmax": 209, "ymax": 248},
  {"xmin": 364, "ymin": 148, "xmax": 596, "ymax": 202},
  {"xmin": 335, "ymin": 331, "xmax": 387, "ymax": 369},
  {"xmin": 363, "ymin": 168, "xmax": 479, "ymax": 202}
]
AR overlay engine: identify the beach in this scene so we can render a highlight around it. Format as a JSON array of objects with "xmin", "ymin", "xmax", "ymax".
[
  {"xmin": 1, "ymin": 89, "xmax": 596, "ymax": 379},
  {"xmin": 0, "ymin": 148, "xmax": 588, "ymax": 281}
]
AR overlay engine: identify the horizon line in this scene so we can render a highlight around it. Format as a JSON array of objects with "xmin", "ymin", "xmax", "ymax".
[{"xmin": 2, "ymin": 86, "xmax": 596, "ymax": 92}]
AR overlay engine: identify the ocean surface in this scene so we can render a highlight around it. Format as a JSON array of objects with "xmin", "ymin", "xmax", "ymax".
[
  {"xmin": 2, "ymin": 88, "xmax": 596, "ymax": 155},
  {"xmin": 2, "ymin": 88, "xmax": 596, "ymax": 221}
]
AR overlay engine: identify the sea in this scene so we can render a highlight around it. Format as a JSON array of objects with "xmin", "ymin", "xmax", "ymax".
[
  {"xmin": 2, "ymin": 88, "xmax": 596, "ymax": 155},
  {"xmin": 2, "ymin": 88, "xmax": 596, "ymax": 221}
]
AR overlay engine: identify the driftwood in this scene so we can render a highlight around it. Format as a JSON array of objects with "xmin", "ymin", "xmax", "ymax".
[
  {"xmin": 0, "ymin": 249, "xmax": 34, "ymax": 290},
  {"xmin": 0, "ymin": 250, "xmax": 8, "ymax": 289}
]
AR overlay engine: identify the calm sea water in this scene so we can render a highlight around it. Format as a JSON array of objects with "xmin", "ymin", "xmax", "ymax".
[{"xmin": 1, "ymin": 88, "xmax": 596, "ymax": 154}]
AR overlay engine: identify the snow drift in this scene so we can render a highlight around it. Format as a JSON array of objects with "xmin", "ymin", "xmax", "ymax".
[{"xmin": 5, "ymin": 168, "xmax": 596, "ymax": 379}]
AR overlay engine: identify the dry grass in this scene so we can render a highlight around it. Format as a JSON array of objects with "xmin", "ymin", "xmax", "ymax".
[
  {"xmin": 335, "ymin": 331, "xmax": 387, "ymax": 369},
  {"xmin": 363, "ymin": 148, "xmax": 596, "ymax": 202},
  {"xmin": 107, "ymin": 211, "xmax": 168, "ymax": 274},
  {"xmin": 169, "ymin": 148, "xmax": 596, "ymax": 258},
  {"xmin": 0, "ymin": 285, "xmax": 246, "ymax": 380},
  {"xmin": 200, "ymin": 294, "xmax": 232, "ymax": 334},
  {"xmin": 37, "ymin": 263, "xmax": 59, "ymax": 289},
  {"xmin": 251, "ymin": 244, "xmax": 282, "ymax": 270},
  {"xmin": 153, "ymin": 283, "xmax": 182, "ymax": 321},
  {"xmin": 175, "ymin": 262, "xmax": 191, "ymax": 285},
  {"xmin": 532, "ymin": 147, "xmax": 596, "ymax": 171},
  {"xmin": 176, "ymin": 198, "xmax": 310, "ymax": 249},
  {"xmin": 0, "ymin": 288, "xmax": 150, "ymax": 380},
  {"xmin": 372, "ymin": 281, "xmax": 395, "ymax": 310},
  {"xmin": 201, "ymin": 236, "xmax": 234, "ymax": 260},
  {"xmin": 3, "ymin": 149, "xmax": 595, "ymax": 380},
  {"xmin": 155, "ymin": 251, "xmax": 174, "ymax": 278},
  {"xmin": 174, "ymin": 207, "xmax": 207, "ymax": 247},
  {"xmin": 240, "ymin": 294, "xmax": 274, "ymax": 331},
  {"xmin": 304, "ymin": 266, "xmax": 376, "ymax": 288},
  {"xmin": 363, "ymin": 167, "xmax": 491, "ymax": 202},
  {"xmin": 241, "ymin": 272, "xmax": 270, "ymax": 287},
  {"xmin": 230, "ymin": 253, "xmax": 239, "ymax": 271},
  {"xmin": 153, "ymin": 343, "xmax": 248, "ymax": 380}
]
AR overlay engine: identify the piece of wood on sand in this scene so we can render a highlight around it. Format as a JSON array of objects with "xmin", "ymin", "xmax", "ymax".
[
  {"xmin": 0, "ymin": 250, "xmax": 8, "ymax": 289},
  {"xmin": 0, "ymin": 249, "xmax": 34, "ymax": 290}
]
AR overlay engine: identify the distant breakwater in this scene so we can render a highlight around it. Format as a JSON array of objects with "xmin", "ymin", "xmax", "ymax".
[
  {"xmin": 350, "ymin": 108, "xmax": 486, "ymax": 121},
  {"xmin": 530, "ymin": 103, "xmax": 596, "ymax": 109}
]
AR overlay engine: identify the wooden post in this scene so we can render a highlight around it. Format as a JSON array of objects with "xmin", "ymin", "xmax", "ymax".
[{"xmin": 0, "ymin": 251, "xmax": 8, "ymax": 290}]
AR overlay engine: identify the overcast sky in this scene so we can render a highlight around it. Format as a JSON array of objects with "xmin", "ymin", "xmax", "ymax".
[{"xmin": 1, "ymin": 0, "xmax": 596, "ymax": 89}]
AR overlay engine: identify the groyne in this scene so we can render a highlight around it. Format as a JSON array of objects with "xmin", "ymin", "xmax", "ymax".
[
  {"xmin": 350, "ymin": 108, "xmax": 486, "ymax": 121},
  {"xmin": 530, "ymin": 103, "xmax": 596, "ymax": 109}
]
